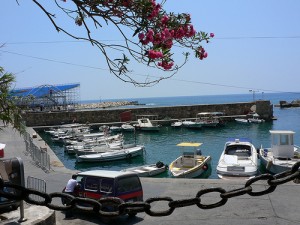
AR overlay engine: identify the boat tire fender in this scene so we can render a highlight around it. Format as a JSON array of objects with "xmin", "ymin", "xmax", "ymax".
[
  {"xmin": 202, "ymin": 163, "xmax": 208, "ymax": 171},
  {"xmin": 126, "ymin": 153, "xmax": 132, "ymax": 159}
]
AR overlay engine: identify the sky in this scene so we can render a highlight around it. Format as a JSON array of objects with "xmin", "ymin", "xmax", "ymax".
[{"xmin": 1, "ymin": 0, "xmax": 300, "ymax": 101}]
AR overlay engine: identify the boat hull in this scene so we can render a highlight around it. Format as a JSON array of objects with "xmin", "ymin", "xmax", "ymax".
[
  {"xmin": 259, "ymin": 148, "xmax": 300, "ymax": 174},
  {"xmin": 76, "ymin": 146, "xmax": 144, "ymax": 163},
  {"xmin": 169, "ymin": 156, "xmax": 211, "ymax": 178},
  {"xmin": 216, "ymin": 139, "xmax": 258, "ymax": 180},
  {"xmin": 121, "ymin": 163, "xmax": 167, "ymax": 177}
]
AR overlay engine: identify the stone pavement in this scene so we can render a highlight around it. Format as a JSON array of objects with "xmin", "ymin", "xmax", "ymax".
[{"xmin": 0, "ymin": 126, "xmax": 300, "ymax": 225}]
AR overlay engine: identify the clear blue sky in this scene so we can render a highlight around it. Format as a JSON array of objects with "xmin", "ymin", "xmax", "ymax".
[{"xmin": 1, "ymin": 0, "xmax": 300, "ymax": 100}]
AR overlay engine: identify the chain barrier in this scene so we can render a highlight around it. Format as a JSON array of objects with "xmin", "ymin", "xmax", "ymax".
[{"xmin": 0, "ymin": 161, "xmax": 299, "ymax": 218}]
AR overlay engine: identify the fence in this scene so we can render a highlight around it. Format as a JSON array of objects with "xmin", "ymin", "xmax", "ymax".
[
  {"xmin": 27, "ymin": 176, "xmax": 47, "ymax": 202},
  {"xmin": 23, "ymin": 131, "xmax": 51, "ymax": 172}
]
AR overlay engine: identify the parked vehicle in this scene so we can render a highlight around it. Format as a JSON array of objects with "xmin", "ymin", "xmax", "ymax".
[{"xmin": 70, "ymin": 170, "xmax": 143, "ymax": 217}]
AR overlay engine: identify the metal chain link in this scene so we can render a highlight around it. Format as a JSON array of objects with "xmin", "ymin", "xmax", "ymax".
[{"xmin": 0, "ymin": 161, "xmax": 299, "ymax": 217}]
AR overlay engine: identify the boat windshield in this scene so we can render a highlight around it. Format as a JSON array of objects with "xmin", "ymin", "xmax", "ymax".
[{"xmin": 225, "ymin": 145, "xmax": 251, "ymax": 157}]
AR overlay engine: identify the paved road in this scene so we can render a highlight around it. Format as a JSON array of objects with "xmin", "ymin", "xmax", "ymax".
[{"xmin": 1, "ymin": 126, "xmax": 300, "ymax": 225}]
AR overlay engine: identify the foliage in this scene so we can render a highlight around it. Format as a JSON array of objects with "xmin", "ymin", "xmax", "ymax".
[
  {"xmin": 32, "ymin": 0, "xmax": 214, "ymax": 86},
  {"xmin": 0, "ymin": 66, "xmax": 25, "ymax": 134}
]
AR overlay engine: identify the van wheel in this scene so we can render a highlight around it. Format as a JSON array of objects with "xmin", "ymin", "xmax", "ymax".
[{"xmin": 128, "ymin": 212, "xmax": 137, "ymax": 217}]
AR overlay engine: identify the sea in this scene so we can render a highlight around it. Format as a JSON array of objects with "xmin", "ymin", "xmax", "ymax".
[{"xmin": 38, "ymin": 92, "xmax": 300, "ymax": 179}]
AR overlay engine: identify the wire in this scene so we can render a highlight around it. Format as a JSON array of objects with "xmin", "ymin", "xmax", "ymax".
[{"xmin": 1, "ymin": 49, "xmax": 300, "ymax": 95}]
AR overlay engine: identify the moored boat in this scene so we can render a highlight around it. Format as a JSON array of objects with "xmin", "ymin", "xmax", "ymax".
[
  {"xmin": 259, "ymin": 130, "xmax": 300, "ymax": 174},
  {"xmin": 121, "ymin": 161, "xmax": 168, "ymax": 177},
  {"xmin": 216, "ymin": 138, "xmax": 258, "ymax": 180},
  {"xmin": 134, "ymin": 115, "xmax": 161, "ymax": 131},
  {"xmin": 76, "ymin": 145, "xmax": 145, "ymax": 163},
  {"xmin": 169, "ymin": 142, "xmax": 211, "ymax": 178}
]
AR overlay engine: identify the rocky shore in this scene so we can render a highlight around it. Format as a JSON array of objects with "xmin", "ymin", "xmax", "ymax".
[{"xmin": 76, "ymin": 100, "xmax": 140, "ymax": 110}]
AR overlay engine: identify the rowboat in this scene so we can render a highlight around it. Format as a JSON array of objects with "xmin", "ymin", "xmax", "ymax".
[
  {"xmin": 76, "ymin": 145, "xmax": 144, "ymax": 163},
  {"xmin": 121, "ymin": 161, "xmax": 168, "ymax": 177}
]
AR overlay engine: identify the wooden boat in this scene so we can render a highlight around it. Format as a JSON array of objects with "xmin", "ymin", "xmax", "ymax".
[
  {"xmin": 121, "ymin": 161, "xmax": 168, "ymax": 177},
  {"xmin": 169, "ymin": 142, "xmax": 211, "ymax": 178},
  {"xmin": 259, "ymin": 130, "xmax": 300, "ymax": 174},
  {"xmin": 216, "ymin": 138, "xmax": 258, "ymax": 180},
  {"xmin": 76, "ymin": 145, "xmax": 144, "ymax": 163}
]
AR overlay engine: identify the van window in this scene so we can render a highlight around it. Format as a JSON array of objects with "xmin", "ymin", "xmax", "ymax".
[
  {"xmin": 116, "ymin": 176, "xmax": 141, "ymax": 194},
  {"xmin": 85, "ymin": 176, "xmax": 99, "ymax": 191},
  {"xmin": 100, "ymin": 178, "xmax": 113, "ymax": 193}
]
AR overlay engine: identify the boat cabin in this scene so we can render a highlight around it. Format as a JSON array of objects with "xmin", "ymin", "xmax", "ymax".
[
  {"xmin": 177, "ymin": 142, "xmax": 204, "ymax": 168},
  {"xmin": 270, "ymin": 130, "xmax": 295, "ymax": 159}
]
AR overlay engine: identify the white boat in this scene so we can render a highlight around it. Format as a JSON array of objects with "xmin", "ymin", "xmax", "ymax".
[
  {"xmin": 216, "ymin": 138, "xmax": 258, "ymax": 180},
  {"xmin": 76, "ymin": 145, "xmax": 145, "ymax": 162},
  {"xmin": 181, "ymin": 120, "xmax": 202, "ymax": 129},
  {"xmin": 248, "ymin": 113, "xmax": 265, "ymax": 123},
  {"xmin": 235, "ymin": 118, "xmax": 249, "ymax": 123},
  {"xmin": 134, "ymin": 115, "xmax": 161, "ymax": 131},
  {"xmin": 121, "ymin": 123, "xmax": 135, "ymax": 132},
  {"xmin": 75, "ymin": 142, "xmax": 124, "ymax": 155},
  {"xmin": 235, "ymin": 113, "xmax": 265, "ymax": 124},
  {"xmin": 121, "ymin": 161, "xmax": 168, "ymax": 177},
  {"xmin": 196, "ymin": 112, "xmax": 220, "ymax": 127},
  {"xmin": 109, "ymin": 125, "xmax": 123, "ymax": 132},
  {"xmin": 169, "ymin": 142, "xmax": 211, "ymax": 178},
  {"xmin": 171, "ymin": 121, "xmax": 183, "ymax": 127},
  {"xmin": 259, "ymin": 130, "xmax": 300, "ymax": 174}
]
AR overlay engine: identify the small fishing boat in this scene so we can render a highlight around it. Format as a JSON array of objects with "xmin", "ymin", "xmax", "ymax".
[
  {"xmin": 76, "ymin": 145, "xmax": 145, "ymax": 163},
  {"xmin": 216, "ymin": 138, "xmax": 258, "ymax": 180},
  {"xmin": 134, "ymin": 115, "xmax": 161, "ymax": 131},
  {"xmin": 109, "ymin": 125, "xmax": 123, "ymax": 132},
  {"xmin": 196, "ymin": 112, "xmax": 220, "ymax": 127},
  {"xmin": 259, "ymin": 130, "xmax": 300, "ymax": 174},
  {"xmin": 121, "ymin": 161, "xmax": 168, "ymax": 177},
  {"xmin": 121, "ymin": 123, "xmax": 135, "ymax": 132},
  {"xmin": 169, "ymin": 142, "xmax": 211, "ymax": 178},
  {"xmin": 171, "ymin": 121, "xmax": 183, "ymax": 127},
  {"xmin": 181, "ymin": 120, "xmax": 202, "ymax": 129},
  {"xmin": 235, "ymin": 113, "xmax": 265, "ymax": 124}
]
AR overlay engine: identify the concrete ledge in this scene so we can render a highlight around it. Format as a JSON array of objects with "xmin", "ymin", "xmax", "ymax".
[{"xmin": 0, "ymin": 205, "xmax": 55, "ymax": 225}]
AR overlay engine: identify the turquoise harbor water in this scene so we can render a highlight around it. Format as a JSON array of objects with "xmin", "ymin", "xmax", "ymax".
[{"xmin": 38, "ymin": 93, "xmax": 300, "ymax": 179}]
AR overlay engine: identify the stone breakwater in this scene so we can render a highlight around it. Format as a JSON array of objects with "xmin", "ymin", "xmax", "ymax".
[{"xmin": 76, "ymin": 101, "xmax": 139, "ymax": 110}]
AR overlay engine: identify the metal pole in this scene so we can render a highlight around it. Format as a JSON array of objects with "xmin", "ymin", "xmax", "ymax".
[{"xmin": 18, "ymin": 201, "xmax": 27, "ymax": 222}]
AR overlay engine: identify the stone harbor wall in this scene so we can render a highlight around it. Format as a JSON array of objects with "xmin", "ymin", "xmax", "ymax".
[{"xmin": 22, "ymin": 100, "xmax": 273, "ymax": 127}]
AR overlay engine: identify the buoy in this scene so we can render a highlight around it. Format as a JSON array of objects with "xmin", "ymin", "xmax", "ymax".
[{"xmin": 202, "ymin": 164, "xmax": 208, "ymax": 171}]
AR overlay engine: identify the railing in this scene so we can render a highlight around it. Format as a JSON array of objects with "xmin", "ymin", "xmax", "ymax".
[
  {"xmin": 27, "ymin": 176, "xmax": 46, "ymax": 202},
  {"xmin": 23, "ymin": 132, "xmax": 51, "ymax": 172}
]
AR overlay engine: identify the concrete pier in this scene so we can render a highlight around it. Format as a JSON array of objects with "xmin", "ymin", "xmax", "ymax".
[{"xmin": 0, "ymin": 126, "xmax": 299, "ymax": 225}]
